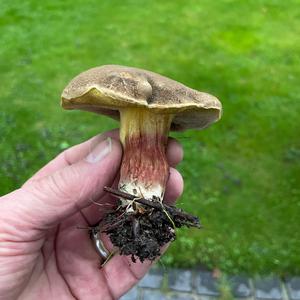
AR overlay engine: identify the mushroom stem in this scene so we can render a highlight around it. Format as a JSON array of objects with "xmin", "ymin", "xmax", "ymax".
[{"xmin": 119, "ymin": 108, "xmax": 174, "ymax": 201}]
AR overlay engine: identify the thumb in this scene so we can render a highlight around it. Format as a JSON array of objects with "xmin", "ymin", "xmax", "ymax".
[{"xmin": 7, "ymin": 137, "xmax": 122, "ymax": 230}]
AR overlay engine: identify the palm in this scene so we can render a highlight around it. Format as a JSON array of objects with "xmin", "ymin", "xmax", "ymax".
[{"xmin": 19, "ymin": 196, "xmax": 147, "ymax": 300}]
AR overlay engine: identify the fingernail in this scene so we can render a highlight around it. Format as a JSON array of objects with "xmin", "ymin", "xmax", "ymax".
[{"xmin": 85, "ymin": 137, "xmax": 112, "ymax": 163}]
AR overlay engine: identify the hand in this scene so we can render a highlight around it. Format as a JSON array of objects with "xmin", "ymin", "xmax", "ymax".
[{"xmin": 0, "ymin": 129, "xmax": 183, "ymax": 300}]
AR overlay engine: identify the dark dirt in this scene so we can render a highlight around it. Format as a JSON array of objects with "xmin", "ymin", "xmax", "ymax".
[{"xmin": 99, "ymin": 187, "xmax": 201, "ymax": 263}]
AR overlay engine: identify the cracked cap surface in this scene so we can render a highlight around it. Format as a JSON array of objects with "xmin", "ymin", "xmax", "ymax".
[{"xmin": 61, "ymin": 65, "xmax": 222, "ymax": 130}]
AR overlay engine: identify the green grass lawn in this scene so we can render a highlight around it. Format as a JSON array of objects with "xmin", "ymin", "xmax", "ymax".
[{"xmin": 1, "ymin": 0, "xmax": 300, "ymax": 275}]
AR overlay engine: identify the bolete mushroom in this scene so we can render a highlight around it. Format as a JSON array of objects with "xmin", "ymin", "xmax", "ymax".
[{"xmin": 61, "ymin": 65, "xmax": 222, "ymax": 261}]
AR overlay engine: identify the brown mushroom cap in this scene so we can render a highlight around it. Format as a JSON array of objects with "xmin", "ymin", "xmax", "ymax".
[{"xmin": 61, "ymin": 65, "xmax": 222, "ymax": 130}]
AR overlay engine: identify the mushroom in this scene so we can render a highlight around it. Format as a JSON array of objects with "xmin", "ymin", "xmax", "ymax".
[
  {"xmin": 61, "ymin": 65, "xmax": 222, "ymax": 261},
  {"xmin": 61, "ymin": 65, "xmax": 222, "ymax": 203}
]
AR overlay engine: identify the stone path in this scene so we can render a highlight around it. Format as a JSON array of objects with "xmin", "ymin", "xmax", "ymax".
[{"xmin": 120, "ymin": 267, "xmax": 300, "ymax": 300}]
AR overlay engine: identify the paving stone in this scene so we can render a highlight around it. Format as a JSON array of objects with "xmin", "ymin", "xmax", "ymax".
[
  {"xmin": 194, "ymin": 296, "xmax": 216, "ymax": 300},
  {"xmin": 194, "ymin": 270, "xmax": 219, "ymax": 296},
  {"xmin": 229, "ymin": 275, "xmax": 252, "ymax": 298},
  {"xmin": 139, "ymin": 268, "xmax": 164, "ymax": 289},
  {"xmin": 169, "ymin": 269, "xmax": 193, "ymax": 292},
  {"xmin": 286, "ymin": 277, "xmax": 300, "ymax": 300},
  {"xmin": 142, "ymin": 289, "xmax": 167, "ymax": 300},
  {"xmin": 169, "ymin": 293, "xmax": 196, "ymax": 300},
  {"xmin": 120, "ymin": 286, "xmax": 140, "ymax": 300},
  {"xmin": 254, "ymin": 276, "xmax": 282, "ymax": 299}
]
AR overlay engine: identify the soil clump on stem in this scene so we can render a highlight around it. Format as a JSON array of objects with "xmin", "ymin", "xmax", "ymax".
[{"xmin": 100, "ymin": 187, "xmax": 201, "ymax": 263}]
